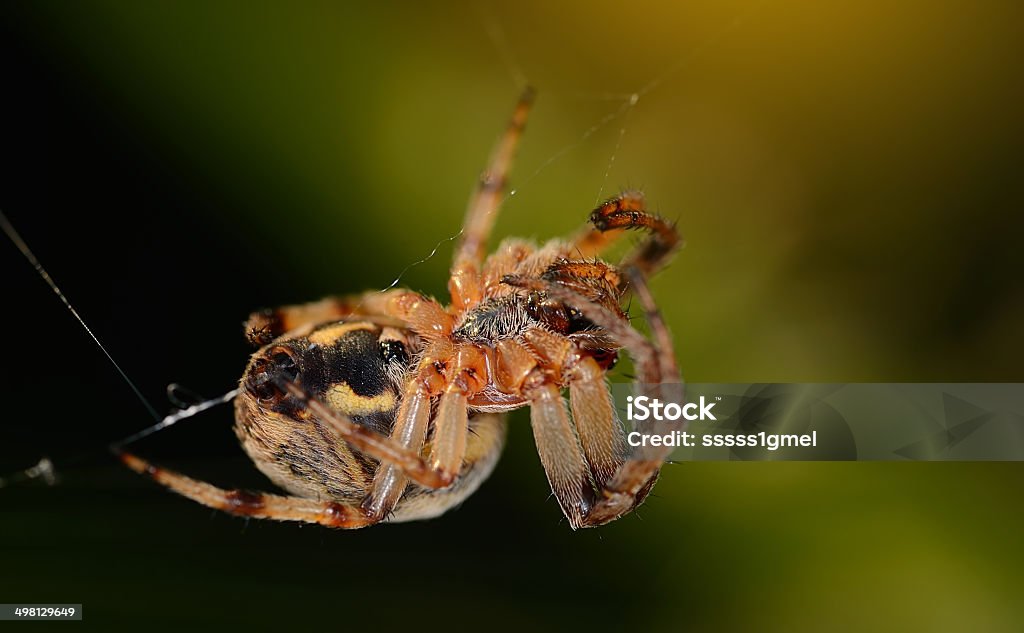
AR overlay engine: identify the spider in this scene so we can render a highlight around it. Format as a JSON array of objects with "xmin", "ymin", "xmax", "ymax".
[{"xmin": 117, "ymin": 88, "xmax": 683, "ymax": 529}]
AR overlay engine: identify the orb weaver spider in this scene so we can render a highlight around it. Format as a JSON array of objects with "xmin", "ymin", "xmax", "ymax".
[{"xmin": 118, "ymin": 88, "xmax": 683, "ymax": 529}]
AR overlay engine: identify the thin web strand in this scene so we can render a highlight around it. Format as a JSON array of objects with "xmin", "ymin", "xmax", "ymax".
[
  {"xmin": 637, "ymin": 1, "xmax": 768, "ymax": 98},
  {"xmin": 110, "ymin": 388, "xmax": 239, "ymax": 450},
  {"xmin": 595, "ymin": 94, "xmax": 638, "ymax": 205},
  {"xmin": 1, "ymin": 210, "xmax": 162, "ymax": 423},
  {"xmin": 477, "ymin": 4, "xmax": 529, "ymax": 89},
  {"xmin": 470, "ymin": 3, "xmax": 767, "ymax": 220}
]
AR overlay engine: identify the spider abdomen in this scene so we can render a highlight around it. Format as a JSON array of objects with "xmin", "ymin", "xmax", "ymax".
[{"xmin": 233, "ymin": 319, "xmax": 506, "ymax": 521}]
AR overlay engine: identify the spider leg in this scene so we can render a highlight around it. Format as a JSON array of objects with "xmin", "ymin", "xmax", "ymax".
[
  {"xmin": 568, "ymin": 355, "xmax": 628, "ymax": 487},
  {"xmin": 571, "ymin": 190, "xmax": 681, "ymax": 283},
  {"xmin": 571, "ymin": 226, "xmax": 625, "ymax": 260},
  {"xmin": 504, "ymin": 270, "xmax": 681, "ymax": 528},
  {"xmin": 449, "ymin": 88, "xmax": 535, "ymax": 310},
  {"xmin": 515, "ymin": 328, "xmax": 625, "ymax": 488},
  {"xmin": 495, "ymin": 333, "xmax": 625, "ymax": 529},
  {"xmin": 504, "ymin": 274, "xmax": 665, "ymax": 383},
  {"xmin": 582, "ymin": 269, "xmax": 681, "ymax": 526},
  {"xmin": 542, "ymin": 259, "xmax": 622, "ymax": 290},
  {"xmin": 360, "ymin": 384, "xmax": 431, "ymax": 519},
  {"xmin": 539, "ymin": 258, "xmax": 625, "ymax": 317},
  {"xmin": 359, "ymin": 403, "xmax": 507, "ymax": 523},
  {"xmin": 244, "ymin": 290, "xmax": 410, "ymax": 346},
  {"xmin": 378, "ymin": 412, "xmax": 507, "ymax": 523},
  {"xmin": 428, "ymin": 346, "xmax": 487, "ymax": 482},
  {"xmin": 527, "ymin": 381, "xmax": 592, "ymax": 528},
  {"xmin": 528, "ymin": 375, "xmax": 635, "ymax": 530},
  {"xmin": 360, "ymin": 341, "xmax": 497, "ymax": 519},
  {"xmin": 118, "ymin": 452, "xmax": 375, "ymax": 528}
]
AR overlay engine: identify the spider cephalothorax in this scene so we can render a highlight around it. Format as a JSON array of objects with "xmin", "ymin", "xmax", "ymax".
[{"xmin": 119, "ymin": 89, "xmax": 682, "ymax": 529}]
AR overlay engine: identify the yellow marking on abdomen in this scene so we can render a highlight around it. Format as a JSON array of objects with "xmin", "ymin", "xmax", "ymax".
[
  {"xmin": 308, "ymin": 321, "xmax": 376, "ymax": 345},
  {"xmin": 325, "ymin": 382, "xmax": 397, "ymax": 416}
]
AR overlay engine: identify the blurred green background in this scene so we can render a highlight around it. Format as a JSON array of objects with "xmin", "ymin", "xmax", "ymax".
[{"xmin": 1, "ymin": 1, "xmax": 1022, "ymax": 631}]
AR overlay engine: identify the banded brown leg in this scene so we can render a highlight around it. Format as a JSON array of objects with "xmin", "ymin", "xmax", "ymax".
[
  {"xmin": 118, "ymin": 453, "xmax": 375, "ymax": 528},
  {"xmin": 572, "ymin": 191, "xmax": 681, "ymax": 284},
  {"xmin": 449, "ymin": 88, "xmax": 535, "ymax": 310}
]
